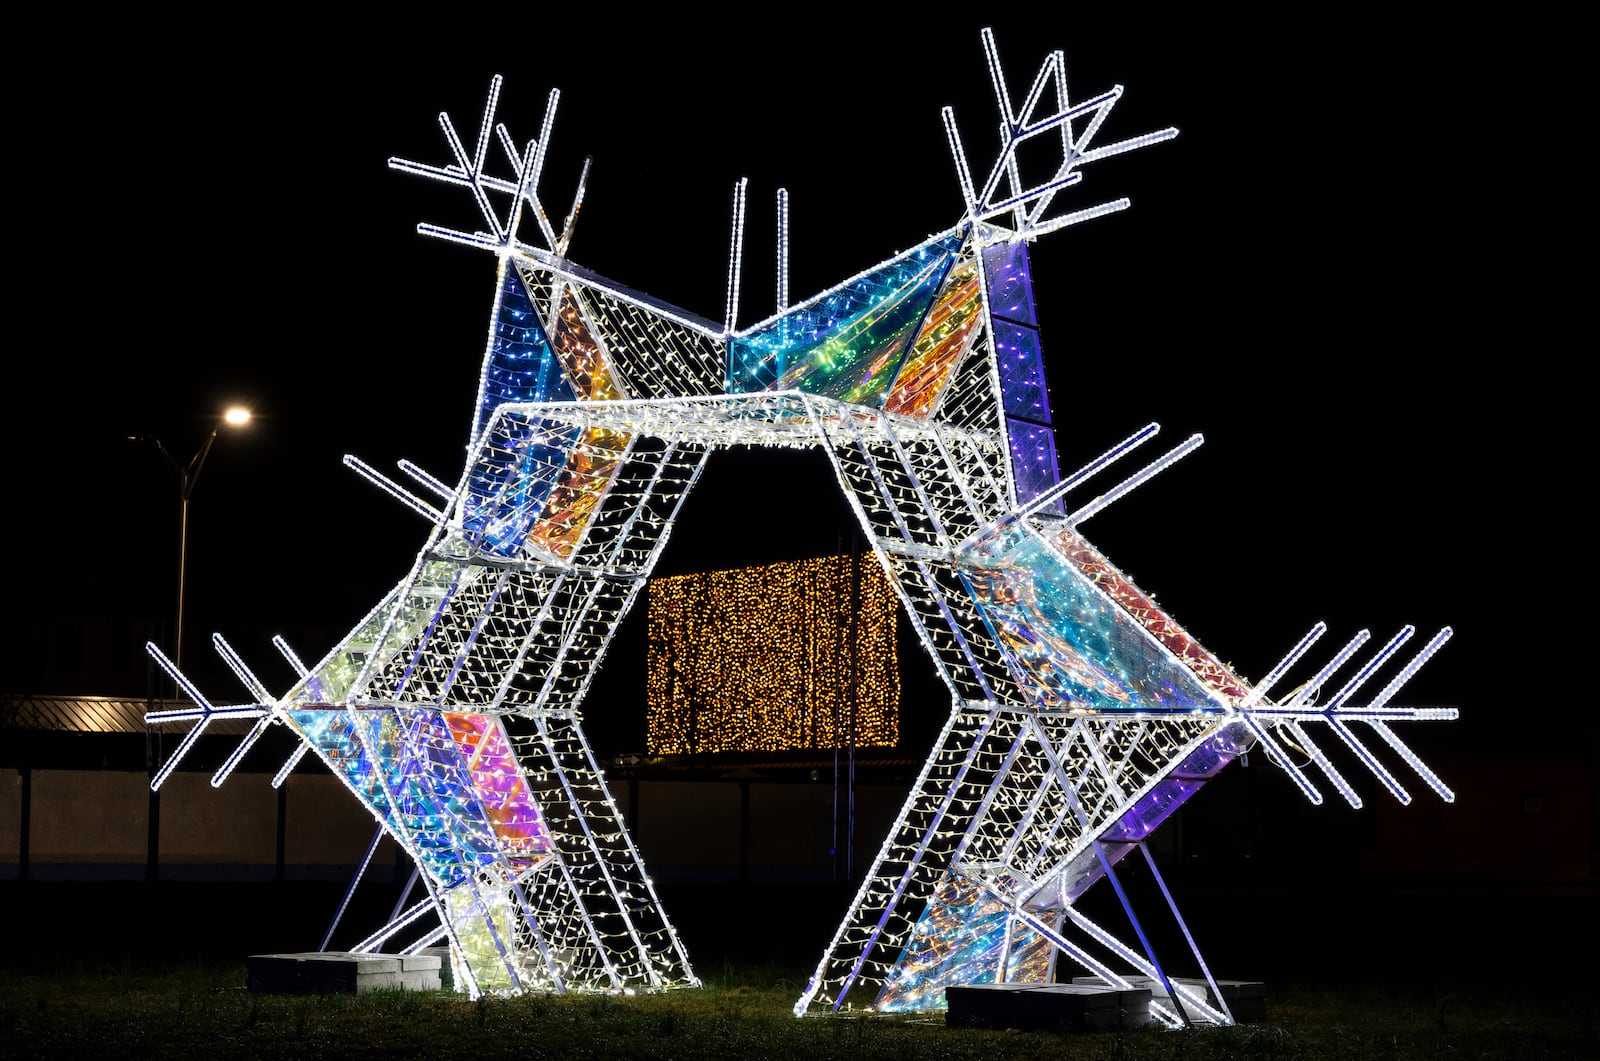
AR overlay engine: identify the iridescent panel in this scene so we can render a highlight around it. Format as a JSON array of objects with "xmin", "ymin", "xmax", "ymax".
[
  {"xmin": 959, "ymin": 526, "xmax": 1229, "ymax": 713},
  {"xmin": 982, "ymin": 238, "xmax": 1036, "ymax": 326},
  {"xmin": 463, "ymin": 415, "xmax": 581, "ymax": 559},
  {"xmin": 286, "ymin": 708, "xmax": 392, "ymax": 817},
  {"xmin": 875, "ymin": 873, "xmax": 1052, "ymax": 1012},
  {"xmin": 728, "ymin": 234, "xmax": 964, "ymax": 395},
  {"xmin": 524, "ymin": 426, "xmax": 628, "ymax": 561},
  {"xmin": 442, "ymin": 878, "xmax": 522, "ymax": 994},
  {"xmin": 444, "ymin": 713, "xmax": 554, "ymax": 868},
  {"xmin": 882, "ymin": 257, "xmax": 982, "ymax": 417},
  {"xmin": 548, "ymin": 285, "xmax": 623, "ymax": 400},
  {"xmin": 355, "ymin": 708, "xmax": 500, "ymax": 887},
  {"xmin": 1051, "ymin": 530, "xmax": 1250, "ymax": 702},
  {"xmin": 298, "ymin": 591, "xmax": 401, "ymax": 705}
]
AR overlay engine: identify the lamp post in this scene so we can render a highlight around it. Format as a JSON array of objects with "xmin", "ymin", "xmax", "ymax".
[{"xmin": 133, "ymin": 405, "xmax": 251, "ymax": 672}]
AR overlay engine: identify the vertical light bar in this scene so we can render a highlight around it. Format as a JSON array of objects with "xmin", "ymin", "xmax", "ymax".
[
  {"xmin": 776, "ymin": 188, "xmax": 790, "ymax": 311},
  {"xmin": 942, "ymin": 106, "xmax": 980, "ymax": 219},
  {"xmin": 724, "ymin": 177, "xmax": 748, "ymax": 333}
]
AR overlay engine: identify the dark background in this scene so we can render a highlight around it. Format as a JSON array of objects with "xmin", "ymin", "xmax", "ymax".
[{"xmin": 7, "ymin": 11, "xmax": 1573, "ymax": 758}]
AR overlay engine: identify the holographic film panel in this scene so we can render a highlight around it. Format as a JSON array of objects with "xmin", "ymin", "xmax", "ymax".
[
  {"xmin": 548, "ymin": 284, "xmax": 626, "ymax": 401},
  {"xmin": 993, "ymin": 320, "xmax": 1050, "ymax": 424},
  {"xmin": 728, "ymin": 234, "xmax": 964, "ymax": 395},
  {"xmin": 1006, "ymin": 420, "xmax": 1063, "ymax": 511},
  {"xmin": 443, "ymin": 712, "xmax": 555, "ymax": 865},
  {"xmin": 1053, "ymin": 528, "xmax": 1251, "ymax": 702},
  {"xmin": 883, "ymin": 255, "xmax": 984, "ymax": 417},
  {"xmin": 874, "ymin": 872, "xmax": 1054, "ymax": 1013},
  {"xmin": 960, "ymin": 526, "xmax": 1230, "ymax": 713},
  {"xmin": 463, "ymin": 414, "xmax": 582, "ymax": 559}
]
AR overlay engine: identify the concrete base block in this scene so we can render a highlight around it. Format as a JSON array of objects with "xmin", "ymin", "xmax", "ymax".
[
  {"xmin": 245, "ymin": 951, "xmax": 442, "ymax": 994},
  {"xmin": 945, "ymin": 982, "xmax": 1152, "ymax": 1032}
]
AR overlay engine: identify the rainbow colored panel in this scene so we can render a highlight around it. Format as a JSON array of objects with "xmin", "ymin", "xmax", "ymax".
[
  {"xmin": 875, "ymin": 872, "xmax": 1053, "ymax": 1012},
  {"xmin": 444, "ymin": 712, "xmax": 554, "ymax": 867},
  {"xmin": 883, "ymin": 257, "xmax": 983, "ymax": 417},
  {"xmin": 728, "ymin": 234, "xmax": 964, "ymax": 397},
  {"xmin": 960, "ymin": 524, "xmax": 1229, "ymax": 713}
]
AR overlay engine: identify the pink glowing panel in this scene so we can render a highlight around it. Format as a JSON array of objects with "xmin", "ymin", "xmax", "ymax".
[{"xmin": 444, "ymin": 712, "xmax": 555, "ymax": 865}]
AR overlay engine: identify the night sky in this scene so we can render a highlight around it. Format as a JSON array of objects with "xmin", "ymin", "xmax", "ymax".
[{"xmin": 11, "ymin": 12, "xmax": 1565, "ymax": 751}]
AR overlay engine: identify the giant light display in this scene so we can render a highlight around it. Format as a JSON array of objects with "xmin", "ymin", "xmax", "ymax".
[{"xmin": 146, "ymin": 28, "xmax": 1456, "ymax": 1024}]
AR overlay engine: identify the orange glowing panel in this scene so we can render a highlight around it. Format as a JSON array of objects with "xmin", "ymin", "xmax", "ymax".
[
  {"xmin": 525, "ymin": 427, "xmax": 628, "ymax": 559},
  {"xmin": 882, "ymin": 258, "xmax": 982, "ymax": 417},
  {"xmin": 550, "ymin": 286, "xmax": 623, "ymax": 400}
]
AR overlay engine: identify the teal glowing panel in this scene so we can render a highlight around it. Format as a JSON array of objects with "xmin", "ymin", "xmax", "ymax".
[
  {"xmin": 960, "ymin": 525, "xmax": 1230, "ymax": 713},
  {"xmin": 728, "ymin": 234, "xmax": 964, "ymax": 398}
]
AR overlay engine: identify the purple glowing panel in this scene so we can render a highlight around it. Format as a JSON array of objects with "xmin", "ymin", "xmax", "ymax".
[
  {"xmin": 993, "ymin": 320, "xmax": 1050, "ymax": 423},
  {"xmin": 1100, "ymin": 776, "xmax": 1208, "ymax": 842},
  {"xmin": 1007, "ymin": 419, "xmax": 1062, "ymax": 511},
  {"xmin": 1171, "ymin": 727, "xmax": 1251, "ymax": 780},
  {"xmin": 982, "ymin": 240, "xmax": 1037, "ymax": 326}
]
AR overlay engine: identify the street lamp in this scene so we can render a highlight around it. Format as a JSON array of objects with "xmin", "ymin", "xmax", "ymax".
[{"xmin": 132, "ymin": 405, "xmax": 252, "ymax": 672}]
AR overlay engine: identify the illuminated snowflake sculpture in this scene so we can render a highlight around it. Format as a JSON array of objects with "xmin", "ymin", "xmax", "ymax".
[{"xmin": 147, "ymin": 28, "xmax": 1456, "ymax": 1020}]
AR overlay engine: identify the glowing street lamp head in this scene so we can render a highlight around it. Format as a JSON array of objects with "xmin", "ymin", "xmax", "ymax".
[{"xmin": 223, "ymin": 406, "xmax": 251, "ymax": 428}]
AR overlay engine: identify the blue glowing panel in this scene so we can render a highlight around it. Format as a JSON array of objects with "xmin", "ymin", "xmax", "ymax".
[
  {"xmin": 1007, "ymin": 419, "xmax": 1062, "ymax": 511},
  {"xmin": 288, "ymin": 709, "xmax": 393, "ymax": 819},
  {"xmin": 475, "ymin": 265, "xmax": 575, "ymax": 440},
  {"xmin": 982, "ymin": 240, "xmax": 1037, "ymax": 326},
  {"xmin": 728, "ymin": 235, "xmax": 964, "ymax": 395},
  {"xmin": 960, "ymin": 527, "xmax": 1231, "ymax": 713},
  {"xmin": 462, "ymin": 415, "xmax": 582, "ymax": 559},
  {"xmin": 356, "ymin": 708, "xmax": 501, "ymax": 887}
]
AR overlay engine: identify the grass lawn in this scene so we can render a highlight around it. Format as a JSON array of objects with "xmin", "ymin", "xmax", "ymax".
[{"xmin": 3, "ymin": 878, "xmax": 1595, "ymax": 1059}]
